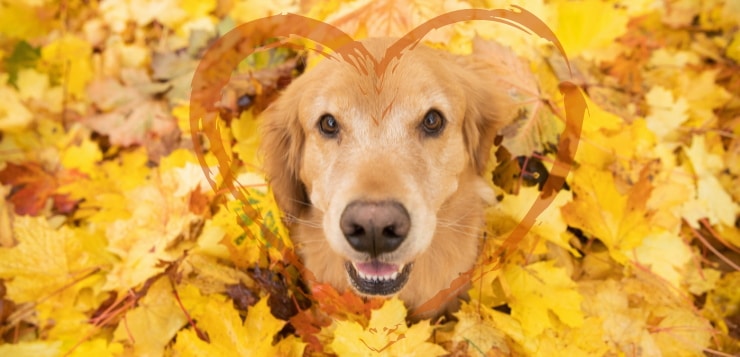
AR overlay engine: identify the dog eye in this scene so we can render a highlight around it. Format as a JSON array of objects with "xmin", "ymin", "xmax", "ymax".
[
  {"xmin": 420, "ymin": 110, "xmax": 445, "ymax": 136},
  {"xmin": 318, "ymin": 114, "xmax": 339, "ymax": 137}
]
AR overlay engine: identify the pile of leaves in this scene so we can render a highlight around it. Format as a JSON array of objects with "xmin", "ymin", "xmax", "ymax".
[{"xmin": 1, "ymin": 0, "xmax": 739, "ymax": 356}]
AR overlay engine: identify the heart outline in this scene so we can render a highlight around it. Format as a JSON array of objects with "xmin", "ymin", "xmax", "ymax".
[{"xmin": 189, "ymin": 6, "xmax": 586, "ymax": 318}]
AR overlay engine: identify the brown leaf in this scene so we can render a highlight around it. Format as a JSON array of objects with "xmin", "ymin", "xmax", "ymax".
[
  {"xmin": 83, "ymin": 69, "xmax": 177, "ymax": 147},
  {"xmin": 0, "ymin": 162, "xmax": 82, "ymax": 216}
]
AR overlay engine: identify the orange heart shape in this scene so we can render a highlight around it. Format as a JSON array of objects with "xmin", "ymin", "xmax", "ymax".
[{"xmin": 189, "ymin": 6, "xmax": 586, "ymax": 317}]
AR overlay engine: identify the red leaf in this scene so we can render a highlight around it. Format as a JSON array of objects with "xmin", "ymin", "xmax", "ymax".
[{"xmin": 0, "ymin": 162, "xmax": 83, "ymax": 216}]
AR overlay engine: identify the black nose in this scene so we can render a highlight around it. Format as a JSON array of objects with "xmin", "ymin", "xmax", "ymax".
[{"xmin": 340, "ymin": 201, "xmax": 410, "ymax": 257}]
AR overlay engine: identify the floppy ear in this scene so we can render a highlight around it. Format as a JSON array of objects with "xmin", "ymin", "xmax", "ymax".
[
  {"xmin": 259, "ymin": 86, "xmax": 308, "ymax": 219},
  {"xmin": 457, "ymin": 55, "xmax": 511, "ymax": 174}
]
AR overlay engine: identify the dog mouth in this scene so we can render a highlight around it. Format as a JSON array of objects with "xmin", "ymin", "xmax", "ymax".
[{"xmin": 345, "ymin": 260, "xmax": 413, "ymax": 296}]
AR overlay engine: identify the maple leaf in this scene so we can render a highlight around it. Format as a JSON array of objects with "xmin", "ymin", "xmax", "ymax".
[
  {"xmin": 561, "ymin": 165, "xmax": 657, "ymax": 263},
  {"xmin": 680, "ymin": 135, "xmax": 738, "ymax": 227},
  {"xmin": 172, "ymin": 290, "xmax": 306, "ymax": 356},
  {"xmin": 0, "ymin": 75, "xmax": 33, "ymax": 132},
  {"xmin": 0, "ymin": 341, "xmax": 61, "ymax": 357},
  {"xmin": 83, "ymin": 69, "xmax": 177, "ymax": 147},
  {"xmin": 328, "ymin": 298, "xmax": 447, "ymax": 356},
  {"xmin": 0, "ymin": 2, "xmax": 55, "ymax": 40},
  {"xmin": 0, "ymin": 216, "xmax": 74, "ymax": 303},
  {"xmin": 58, "ymin": 148, "xmax": 151, "ymax": 223},
  {"xmin": 644, "ymin": 85, "xmax": 689, "ymax": 140},
  {"xmin": 102, "ymin": 171, "xmax": 202, "ymax": 291},
  {"xmin": 503, "ymin": 260, "xmax": 584, "ymax": 337},
  {"xmin": 39, "ymin": 34, "xmax": 93, "ymax": 99},
  {"xmin": 0, "ymin": 162, "xmax": 82, "ymax": 216},
  {"xmin": 632, "ymin": 231, "xmax": 693, "ymax": 288},
  {"xmin": 112, "ymin": 277, "xmax": 188, "ymax": 356},
  {"xmin": 552, "ymin": 0, "xmax": 629, "ymax": 59},
  {"xmin": 447, "ymin": 301, "xmax": 511, "ymax": 355},
  {"xmin": 472, "ymin": 38, "xmax": 563, "ymax": 158},
  {"xmin": 488, "ymin": 185, "xmax": 577, "ymax": 256},
  {"xmin": 580, "ymin": 276, "xmax": 713, "ymax": 356}
]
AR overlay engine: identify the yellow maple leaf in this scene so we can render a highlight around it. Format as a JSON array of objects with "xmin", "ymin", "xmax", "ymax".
[
  {"xmin": 503, "ymin": 260, "xmax": 584, "ymax": 337},
  {"xmin": 450, "ymin": 301, "xmax": 511, "ymax": 355},
  {"xmin": 113, "ymin": 277, "xmax": 188, "ymax": 356},
  {"xmin": 231, "ymin": 109, "xmax": 262, "ymax": 167},
  {"xmin": 728, "ymin": 31, "xmax": 740, "ymax": 63},
  {"xmin": 581, "ymin": 94, "xmax": 623, "ymax": 134},
  {"xmin": 103, "ymin": 179, "xmax": 199, "ymax": 291},
  {"xmin": 561, "ymin": 165, "xmax": 656, "ymax": 263},
  {"xmin": 679, "ymin": 70, "xmax": 732, "ymax": 127},
  {"xmin": 0, "ymin": 341, "xmax": 61, "ymax": 357},
  {"xmin": 40, "ymin": 34, "xmax": 93, "ymax": 99},
  {"xmin": 66, "ymin": 338, "xmax": 123, "ymax": 357},
  {"xmin": 0, "ymin": 1, "xmax": 54, "ymax": 40},
  {"xmin": 329, "ymin": 298, "xmax": 447, "ymax": 356},
  {"xmin": 230, "ymin": 0, "xmax": 299, "ymax": 23},
  {"xmin": 0, "ymin": 216, "xmax": 74, "ymax": 303},
  {"xmin": 60, "ymin": 137, "xmax": 103, "ymax": 176},
  {"xmin": 0, "ymin": 76, "xmax": 33, "ymax": 133},
  {"xmin": 488, "ymin": 186, "xmax": 577, "ymax": 256},
  {"xmin": 644, "ymin": 86, "xmax": 689, "ymax": 140},
  {"xmin": 172, "ymin": 291, "xmax": 305, "ymax": 356},
  {"xmin": 16, "ymin": 68, "xmax": 63, "ymax": 113},
  {"xmin": 579, "ymin": 279, "xmax": 659, "ymax": 354},
  {"xmin": 703, "ymin": 272, "xmax": 740, "ymax": 336},
  {"xmin": 632, "ymin": 231, "xmax": 693, "ymax": 288},
  {"xmin": 59, "ymin": 148, "xmax": 150, "ymax": 222},
  {"xmin": 553, "ymin": 0, "xmax": 629, "ymax": 59},
  {"xmin": 680, "ymin": 135, "xmax": 739, "ymax": 227}
]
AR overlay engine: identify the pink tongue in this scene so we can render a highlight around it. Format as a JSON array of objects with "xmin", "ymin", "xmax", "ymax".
[{"xmin": 355, "ymin": 261, "xmax": 399, "ymax": 276}]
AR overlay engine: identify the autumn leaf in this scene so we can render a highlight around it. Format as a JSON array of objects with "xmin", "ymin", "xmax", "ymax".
[
  {"xmin": 328, "ymin": 298, "xmax": 447, "ymax": 356},
  {"xmin": 113, "ymin": 277, "xmax": 188, "ymax": 356},
  {"xmin": 172, "ymin": 290, "xmax": 305, "ymax": 356},
  {"xmin": 472, "ymin": 38, "xmax": 564, "ymax": 158},
  {"xmin": 0, "ymin": 162, "xmax": 83, "ymax": 216},
  {"xmin": 0, "ymin": 216, "xmax": 76, "ymax": 303},
  {"xmin": 503, "ymin": 260, "xmax": 584, "ymax": 337},
  {"xmin": 83, "ymin": 69, "xmax": 177, "ymax": 147},
  {"xmin": 552, "ymin": 0, "xmax": 629, "ymax": 58},
  {"xmin": 0, "ymin": 341, "xmax": 61, "ymax": 357},
  {"xmin": 562, "ymin": 165, "xmax": 657, "ymax": 263},
  {"xmin": 0, "ymin": 76, "xmax": 33, "ymax": 132}
]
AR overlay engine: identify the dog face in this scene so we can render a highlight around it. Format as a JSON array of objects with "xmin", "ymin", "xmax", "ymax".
[{"xmin": 261, "ymin": 39, "xmax": 507, "ymax": 314}]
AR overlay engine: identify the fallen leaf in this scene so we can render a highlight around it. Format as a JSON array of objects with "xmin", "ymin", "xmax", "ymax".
[
  {"xmin": 503, "ymin": 260, "xmax": 584, "ymax": 337},
  {"xmin": 328, "ymin": 298, "xmax": 446, "ymax": 356}
]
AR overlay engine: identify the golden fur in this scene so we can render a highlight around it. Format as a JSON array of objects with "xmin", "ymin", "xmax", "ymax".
[{"xmin": 260, "ymin": 39, "xmax": 509, "ymax": 318}]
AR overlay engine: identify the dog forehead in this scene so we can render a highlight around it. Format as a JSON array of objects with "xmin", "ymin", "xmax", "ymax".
[{"xmin": 299, "ymin": 48, "xmax": 463, "ymax": 124}]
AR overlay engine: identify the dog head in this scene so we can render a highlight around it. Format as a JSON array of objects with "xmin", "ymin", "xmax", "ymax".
[{"xmin": 260, "ymin": 39, "xmax": 507, "ymax": 303}]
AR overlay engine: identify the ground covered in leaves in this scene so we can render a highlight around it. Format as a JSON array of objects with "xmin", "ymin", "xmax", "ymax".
[{"xmin": 1, "ymin": 0, "xmax": 739, "ymax": 356}]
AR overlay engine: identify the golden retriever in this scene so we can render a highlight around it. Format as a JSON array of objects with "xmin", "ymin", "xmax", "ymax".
[{"xmin": 260, "ymin": 39, "xmax": 509, "ymax": 318}]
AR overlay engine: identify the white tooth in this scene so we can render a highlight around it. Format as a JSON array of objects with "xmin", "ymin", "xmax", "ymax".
[{"xmin": 391, "ymin": 272, "xmax": 398, "ymax": 280}]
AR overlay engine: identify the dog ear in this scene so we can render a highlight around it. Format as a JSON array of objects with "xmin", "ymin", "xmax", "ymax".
[
  {"xmin": 260, "ymin": 86, "xmax": 308, "ymax": 219},
  {"xmin": 456, "ymin": 54, "xmax": 511, "ymax": 174}
]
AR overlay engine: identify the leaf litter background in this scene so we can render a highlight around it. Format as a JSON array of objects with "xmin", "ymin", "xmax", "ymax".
[{"xmin": 0, "ymin": 0, "xmax": 739, "ymax": 356}]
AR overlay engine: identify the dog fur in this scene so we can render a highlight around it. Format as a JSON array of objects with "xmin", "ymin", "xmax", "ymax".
[{"xmin": 260, "ymin": 39, "xmax": 509, "ymax": 318}]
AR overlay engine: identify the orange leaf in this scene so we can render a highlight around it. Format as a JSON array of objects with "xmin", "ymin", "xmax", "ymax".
[{"xmin": 0, "ymin": 162, "xmax": 82, "ymax": 215}]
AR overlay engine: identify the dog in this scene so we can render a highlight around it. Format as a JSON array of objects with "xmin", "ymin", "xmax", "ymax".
[{"xmin": 260, "ymin": 38, "xmax": 510, "ymax": 318}]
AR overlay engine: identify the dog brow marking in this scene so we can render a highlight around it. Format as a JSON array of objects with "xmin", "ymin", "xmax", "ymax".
[{"xmin": 369, "ymin": 97, "xmax": 396, "ymax": 125}]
